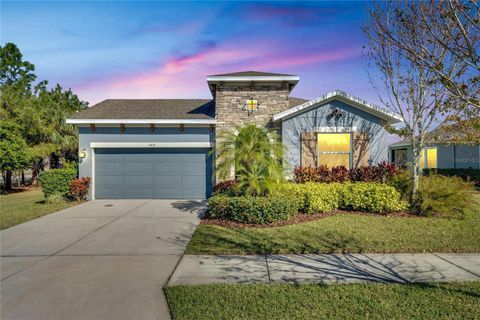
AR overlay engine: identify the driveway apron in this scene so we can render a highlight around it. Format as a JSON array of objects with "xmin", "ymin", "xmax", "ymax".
[{"xmin": 0, "ymin": 199, "xmax": 204, "ymax": 320}]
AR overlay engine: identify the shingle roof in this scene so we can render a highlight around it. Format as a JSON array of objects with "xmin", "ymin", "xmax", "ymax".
[
  {"xmin": 208, "ymin": 71, "xmax": 297, "ymax": 77},
  {"xmin": 69, "ymin": 99, "xmax": 215, "ymax": 120},
  {"xmin": 289, "ymin": 97, "xmax": 309, "ymax": 108}
]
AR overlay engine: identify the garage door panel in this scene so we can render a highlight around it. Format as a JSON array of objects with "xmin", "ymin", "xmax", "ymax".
[
  {"xmin": 125, "ymin": 162, "xmax": 153, "ymax": 173},
  {"xmin": 95, "ymin": 148, "xmax": 211, "ymax": 199},
  {"xmin": 95, "ymin": 175, "xmax": 123, "ymax": 185},
  {"xmin": 156, "ymin": 175, "xmax": 182, "ymax": 187},
  {"xmin": 154, "ymin": 162, "xmax": 182, "ymax": 174},
  {"xmin": 96, "ymin": 187, "xmax": 124, "ymax": 199},
  {"xmin": 125, "ymin": 188, "xmax": 154, "ymax": 198},
  {"xmin": 125, "ymin": 175, "xmax": 153, "ymax": 185},
  {"xmin": 183, "ymin": 163, "xmax": 205, "ymax": 175},
  {"xmin": 96, "ymin": 162, "xmax": 122, "ymax": 172}
]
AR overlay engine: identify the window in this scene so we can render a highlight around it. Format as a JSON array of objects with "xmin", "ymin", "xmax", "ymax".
[
  {"xmin": 426, "ymin": 147, "xmax": 437, "ymax": 168},
  {"xmin": 317, "ymin": 133, "xmax": 351, "ymax": 168},
  {"xmin": 419, "ymin": 147, "xmax": 437, "ymax": 169}
]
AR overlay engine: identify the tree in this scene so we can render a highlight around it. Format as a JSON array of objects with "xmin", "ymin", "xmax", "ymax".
[
  {"xmin": 0, "ymin": 120, "xmax": 30, "ymax": 190},
  {"xmin": 364, "ymin": 1, "xmax": 479, "ymax": 142},
  {"xmin": 395, "ymin": 1, "xmax": 479, "ymax": 113},
  {"xmin": 215, "ymin": 124, "xmax": 285, "ymax": 196},
  {"xmin": 0, "ymin": 42, "xmax": 36, "ymax": 89},
  {"xmin": 0, "ymin": 43, "xmax": 88, "ymax": 186},
  {"xmin": 363, "ymin": 1, "xmax": 450, "ymax": 199}
]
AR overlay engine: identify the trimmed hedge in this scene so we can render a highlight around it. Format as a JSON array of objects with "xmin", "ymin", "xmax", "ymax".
[
  {"xmin": 275, "ymin": 183, "xmax": 342, "ymax": 213},
  {"xmin": 208, "ymin": 194, "xmax": 298, "ymax": 224},
  {"xmin": 276, "ymin": 182, "xmax": 407, "ymax": 214},
  {"xmin": 39, "ymin": 168, "xmax": 77, "ymax": 198},
  {"xmin": 341, "ymin": 183, "xmax": 407, "ymax": 212},
  {"xmin": 423, "ymin": 168, "xmax": 480, "ymax": 186}
]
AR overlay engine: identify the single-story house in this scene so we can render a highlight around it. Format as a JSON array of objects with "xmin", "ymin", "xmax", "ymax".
[
  {"xmin": 67, "ymin": 71, "xmax": 402, "ymax": 199},
  {"xmin": 389, "ymin": 142, "xmax": 480, "ymax": 169}
]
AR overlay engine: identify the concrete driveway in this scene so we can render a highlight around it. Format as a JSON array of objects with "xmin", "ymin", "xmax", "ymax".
[{"xmin": 0, "ymin": 199, "xmax": 205, "ymax": 320}]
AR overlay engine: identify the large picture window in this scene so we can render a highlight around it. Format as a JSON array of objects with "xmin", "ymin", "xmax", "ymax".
[
  {"xmin": 317, "ymin": 133, "xmax": 351, "ymax": 168},
  {"xmin": 419, "ymin": 147, "xmax": 437, "ymax": 169}
]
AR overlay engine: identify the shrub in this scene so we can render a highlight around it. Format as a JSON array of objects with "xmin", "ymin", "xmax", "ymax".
[
  {"xmin": 276, "ymin": 182, "xmax": 405, "ymax": 214},
  {"xmin": 69, "ymin": 177, "xmax": 91, "ymax": 201},
  {"xmin": 213, "ymin": 180, "xmax": 240, "ymax": 196},
  {"xmin": 423, "ymin": 168, "xmax": 480, "ymax": 186},
  {"xmin": 276, "ymin": 182, "xmax": 343, "ymax": 213},
  {"xmin": 331, "ymin": 166, "xmax": 350, "ymax": 182},
  {"xmin": 293, "ymin": 162, "xmax": 398, "ymax": 184},
  {"xmin": 414, "ymin": 175, "xmax": 474, "ymax": 218},
  {"xmin": 388, "ymin": 169, "xmax": 413, "ymax": 201},
  {"xmin": 341, "ymin": 183, "xmax": 408, "ymax": 213},
  {"xmin": 208, "ymin": 194, "xmax": 298, "ymax": 224},
  {"xmin": 47, "ymin": 193, "xmax": 66, "ymax": 205},
  {"xmin": 39, "ymin": 168, "xmax": 77, "ymax": 198}
]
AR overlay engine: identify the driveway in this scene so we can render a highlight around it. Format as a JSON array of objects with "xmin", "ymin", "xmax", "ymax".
[{"xmin": 0, "ymin": 199, "xmax": 205, "ymax": 320}]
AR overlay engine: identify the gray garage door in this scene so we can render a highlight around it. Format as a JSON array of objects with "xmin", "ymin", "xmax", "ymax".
[{"xmin": 95, "ymin": 148, "xmax": 212, "ymax": 199}]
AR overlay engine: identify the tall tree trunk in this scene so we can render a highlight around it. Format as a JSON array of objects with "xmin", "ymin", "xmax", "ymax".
[
  {"xmin": 21, "ymin": 170, "xmax": 25, "ymax": 185},
  {"xmin": 5, "ymin": 170, "xmax": 12, "ymax": 191},
  {"xmin": 43, "ymin": 155, "xmax": 51, "ymax": 171},
  {"xmin": 31, "ymin": 162, "xmax": 41, "ymax": 187}
]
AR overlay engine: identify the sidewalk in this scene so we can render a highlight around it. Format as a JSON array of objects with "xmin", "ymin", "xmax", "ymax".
[{"xmin": 167, "ymin": 253, "xmax": 480, "ymax": 286}]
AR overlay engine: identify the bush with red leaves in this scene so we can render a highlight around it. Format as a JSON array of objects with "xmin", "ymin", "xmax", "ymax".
[
  {"xmin": 69, "ymin": 177, "xmax": 91, "ymax": 201},
  {"xmin": 293, "ymin": 162, "xmax": 398, "ymax": 184},
  {"xmin": 212, "ymin": 179, "xmax": 240, "ymax": 196}
]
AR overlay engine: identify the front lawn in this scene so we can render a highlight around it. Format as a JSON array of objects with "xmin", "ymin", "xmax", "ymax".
[
  {"xmin": 0, "ymin": 188, "xmax": 78, "ymax": 230},
  {"xmin": 186, "ymin": 193, "xmax": 480, "ymax": 254},
  {"xmin": 165, "ymin": 282, "xmax": 480, "ymax": 320}
]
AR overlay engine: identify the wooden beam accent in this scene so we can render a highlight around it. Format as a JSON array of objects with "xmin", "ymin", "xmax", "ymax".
[
  {"xmin": 90, "ymin": 124, "xmax": 96, "ymax": 132},
  {"xmin": 179, "ymin": 124, "xmax": 184, "ymax": 133},
  {"xmin": 120, "ymin": 124, "xmax": 125, "ymax": 133},
  {"xmin": 149, "ymin": 124, "xmax": 155, "ymax": 132}
]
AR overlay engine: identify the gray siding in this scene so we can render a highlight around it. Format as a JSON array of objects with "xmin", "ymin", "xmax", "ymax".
[
  {"xmin": 389, "ymin": 144, "xmax": 480, "ymax": 168},
  {"xmin": 281, "ymin": 99, "xmax": 389, "ymax": 171},
  {"xmin": 78, "ymin": 126, "xmax": 214, "ymax": 198}
]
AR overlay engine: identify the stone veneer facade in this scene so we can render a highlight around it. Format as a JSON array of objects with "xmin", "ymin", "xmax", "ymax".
[
  {"xmin": 214, "ymin": 82, "xmax": 292, "ymax": 132},
  {"xmin": 212, "ymin": 81, "xmax": 294, "ymax": 180}
]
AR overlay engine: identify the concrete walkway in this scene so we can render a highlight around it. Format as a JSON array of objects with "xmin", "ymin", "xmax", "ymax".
[
  {"xmin": 168, "ymin": 253, "xmax": 480, "ymax": 286},
  {"xmin": 1, "ymin": 199, "xmax": 206, "ymax": 320}
]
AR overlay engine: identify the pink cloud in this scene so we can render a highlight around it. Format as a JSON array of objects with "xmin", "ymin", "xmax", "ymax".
[{"xmin": 75, "ymin": 41, "xmax": 360, "ymax": 105}]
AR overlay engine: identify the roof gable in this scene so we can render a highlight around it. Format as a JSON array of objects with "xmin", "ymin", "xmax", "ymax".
[{"xmin": 273, "ymin": 90, "xmax": 402, "ymax": 124}]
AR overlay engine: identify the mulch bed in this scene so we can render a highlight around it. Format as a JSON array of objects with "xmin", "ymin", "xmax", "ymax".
[{"xmin": 200, "ymin": 210, "xmax": 418, "ymax": 229}]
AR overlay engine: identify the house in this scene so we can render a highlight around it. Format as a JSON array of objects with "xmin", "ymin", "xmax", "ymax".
[
  {"xmin": 67, "ymin": 71, "xmax": 402, "ymax": 199},
  {"xmin": 389, "ymin": 141, "xmax": 480, "ymax": 169}
]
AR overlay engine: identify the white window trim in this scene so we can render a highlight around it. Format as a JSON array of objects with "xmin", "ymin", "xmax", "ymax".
[{"xmin": 90, "ymin": 142, "xmax": 213, "ymax": 148}]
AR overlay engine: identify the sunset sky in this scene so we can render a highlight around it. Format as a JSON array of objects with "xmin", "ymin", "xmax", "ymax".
[{"xmin": 2, "ymin": 1, "xmax": 382, "ymax": 105}]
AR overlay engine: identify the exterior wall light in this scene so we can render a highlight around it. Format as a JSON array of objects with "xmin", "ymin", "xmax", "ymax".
[{"xmin": 79, "ymin": 148, "xmax": 87, "ymax": 159}]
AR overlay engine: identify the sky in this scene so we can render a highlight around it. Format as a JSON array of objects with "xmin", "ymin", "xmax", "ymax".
[{"xmin": 2, "ymin": 1, "xmax": 382, "ymax": 105}]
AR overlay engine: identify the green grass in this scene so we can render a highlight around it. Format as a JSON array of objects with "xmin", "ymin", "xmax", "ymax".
[
  {"xmin": 0, "ymin": 188, "xmax": 78, "ymax": 230},
  {"xmin": 165, "ymin": 282, "xmax": 480, "ymax": 320},
  {"xmin": 186, "ymin": 193, "xmax": 480, "ymax": 254}
]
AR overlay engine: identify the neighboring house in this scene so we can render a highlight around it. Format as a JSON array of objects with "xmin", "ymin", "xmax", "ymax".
[
  {"xmin": 389, "ymin": 141, "xmax": 480, "ymax": 169},
  {"xmin": 67, "ymin": 71, "xmax": 402, "ymax": 199}
]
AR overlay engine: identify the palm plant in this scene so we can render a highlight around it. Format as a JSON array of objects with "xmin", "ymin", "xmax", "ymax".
[{"xmin": 214, "ymin": 123, "xmax": 285, "ymax": 196}]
